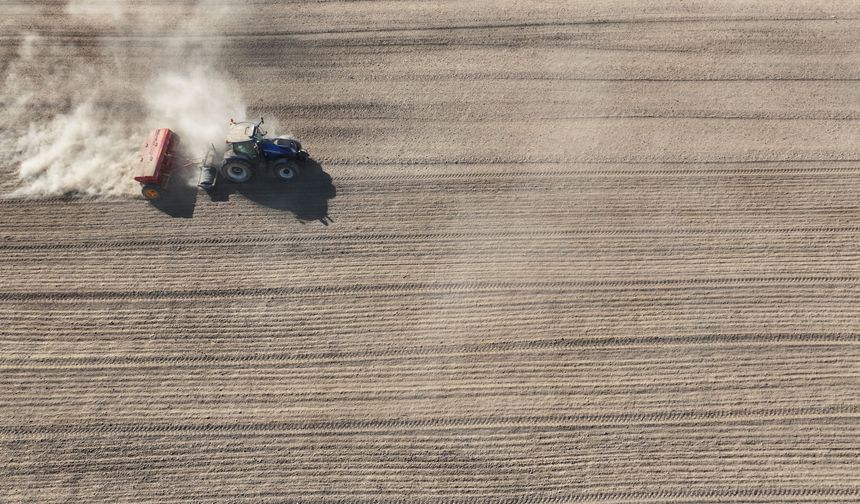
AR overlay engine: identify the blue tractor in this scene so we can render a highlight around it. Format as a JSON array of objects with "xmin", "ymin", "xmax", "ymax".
[{"xmin": 198, "ymin": 117, "xmax": 309, "ymax": 190}]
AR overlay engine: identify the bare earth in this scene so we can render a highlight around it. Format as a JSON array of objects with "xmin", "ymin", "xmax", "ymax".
[{"xmin": 2, "ymin": 1, "xmax": 860, "ymax": 502}]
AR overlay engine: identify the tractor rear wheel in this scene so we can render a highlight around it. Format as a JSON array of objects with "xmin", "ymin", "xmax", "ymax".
[
  {"xmin": 221, "ymin": 159, "xmax": 253, "ymax": 183},
  {"xmin": 273, "ymin": 159, "xmax": 301, "ymax": 182},
  {"xmin": 141, "ymin": 183, "xmax": 163, "ymax": 201}
]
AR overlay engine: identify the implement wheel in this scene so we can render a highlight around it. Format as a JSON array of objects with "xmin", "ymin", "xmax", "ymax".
[{"xmin": 141, "ymin": 183, "xmax": 163, "ymax": 201}]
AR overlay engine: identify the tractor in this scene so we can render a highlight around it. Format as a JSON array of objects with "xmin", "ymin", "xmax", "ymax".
[
  {"xmin": 136, "ymin": 117, "xmax": 309, "ymax": 201},
  {"xmin": 210, "ymin": 117, "xmax": 309, "ymax": 187}
]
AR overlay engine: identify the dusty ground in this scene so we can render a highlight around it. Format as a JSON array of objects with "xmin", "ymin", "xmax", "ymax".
[{"xmin": 2, "ymin": 1, "xmax": 860, "ymax": 502}]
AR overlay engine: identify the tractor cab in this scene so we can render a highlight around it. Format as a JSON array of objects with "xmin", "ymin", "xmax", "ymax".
[
  {"xmin": 226, "ymin": 121, "xmax": 265, "ymax": 161},
  {"xmin": 230, "ymin": 139, "xmax": 259, "ymax": 159}
]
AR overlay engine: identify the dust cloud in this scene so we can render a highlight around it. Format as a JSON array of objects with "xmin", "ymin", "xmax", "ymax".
[
  {"xmin": 144, "ymin": 67, "xmax": 246, "ymax": 159},
  {"xmin": 1, "ymin": 1, "xmax": 247, "ymax": 198}
]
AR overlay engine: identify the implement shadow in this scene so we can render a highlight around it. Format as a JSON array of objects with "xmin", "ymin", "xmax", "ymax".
[
  {"xmin": 208, "ymin": 159, "xmax": 336, "ymax": 224},
  {"xmin": 149, "ymin": 170, "xmax": 198, "ymax": 218}
]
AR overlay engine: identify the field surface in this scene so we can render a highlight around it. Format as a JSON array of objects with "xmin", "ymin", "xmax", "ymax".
[{"xmin": 2, "ymin": 1, "xmax": 860, "ymax": 502}]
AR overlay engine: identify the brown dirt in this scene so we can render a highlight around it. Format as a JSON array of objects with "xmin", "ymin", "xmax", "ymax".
[{"xmin": 1, "ymin": 1, "xmax": 859, "ymax": 502}]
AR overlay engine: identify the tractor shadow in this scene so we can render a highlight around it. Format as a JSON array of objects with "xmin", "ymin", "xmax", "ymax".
[{"xmin": 207, "ymin": 158, "xmax": 336, "ymax": 224}]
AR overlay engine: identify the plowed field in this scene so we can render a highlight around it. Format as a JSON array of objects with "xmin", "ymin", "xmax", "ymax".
[{"xmin": 2, "ymin": 1, "xmax": 859, "ymax": 502}]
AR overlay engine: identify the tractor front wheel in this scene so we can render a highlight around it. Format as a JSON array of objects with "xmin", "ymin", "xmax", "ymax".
[
  {"xmin": 141, "ymin": 183, "xmax": 163, "ymax": 201},
  {"xmin": 273, "ymin": 159, "xmax": 301, "ymax": 182},
  {"xmin": 221, "ymin": 159, "xmax": 254, "ymax": 183}
]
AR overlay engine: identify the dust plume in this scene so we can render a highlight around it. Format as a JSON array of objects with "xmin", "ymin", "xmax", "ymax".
[
  {"xmin": 144, "ymin": 67, "xmax": 246, "ymax": 156},
  {"xmin": 1, "ymin": 1, "xmax": 247, "ymax": 198}
]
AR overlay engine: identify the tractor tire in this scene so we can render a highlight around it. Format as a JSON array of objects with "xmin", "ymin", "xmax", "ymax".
[
  {"xmin": 272, "ymin": 159, "xmax": 301, "ymax": 182},
  {"xmin": 141, "ymin": 183, "xmax": 163, "ymax": 201},
  {"xmin": 221, "ymin": 159, "xmax": 254, "ymax": 183}
]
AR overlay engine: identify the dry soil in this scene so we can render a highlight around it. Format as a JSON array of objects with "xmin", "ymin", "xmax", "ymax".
[{"xmin": 1, "ymin": 1, "xmax": 860, "ymax": 502}]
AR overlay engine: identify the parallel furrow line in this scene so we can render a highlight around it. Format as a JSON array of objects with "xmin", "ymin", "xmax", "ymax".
[
  {"xmin": 2, "ymin": 333, "xmax": 857, "ymax": 367},
  {"xmin": 1, "ymin": 277, "xmax": 858, "ymax": 301},
  {"xmin": 4, "ymin": 226, "xmax": 860, "ymax": 251},
  {"xmin": 2, "ymin": 404, "xmax": 857, "ymax": 436}
]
